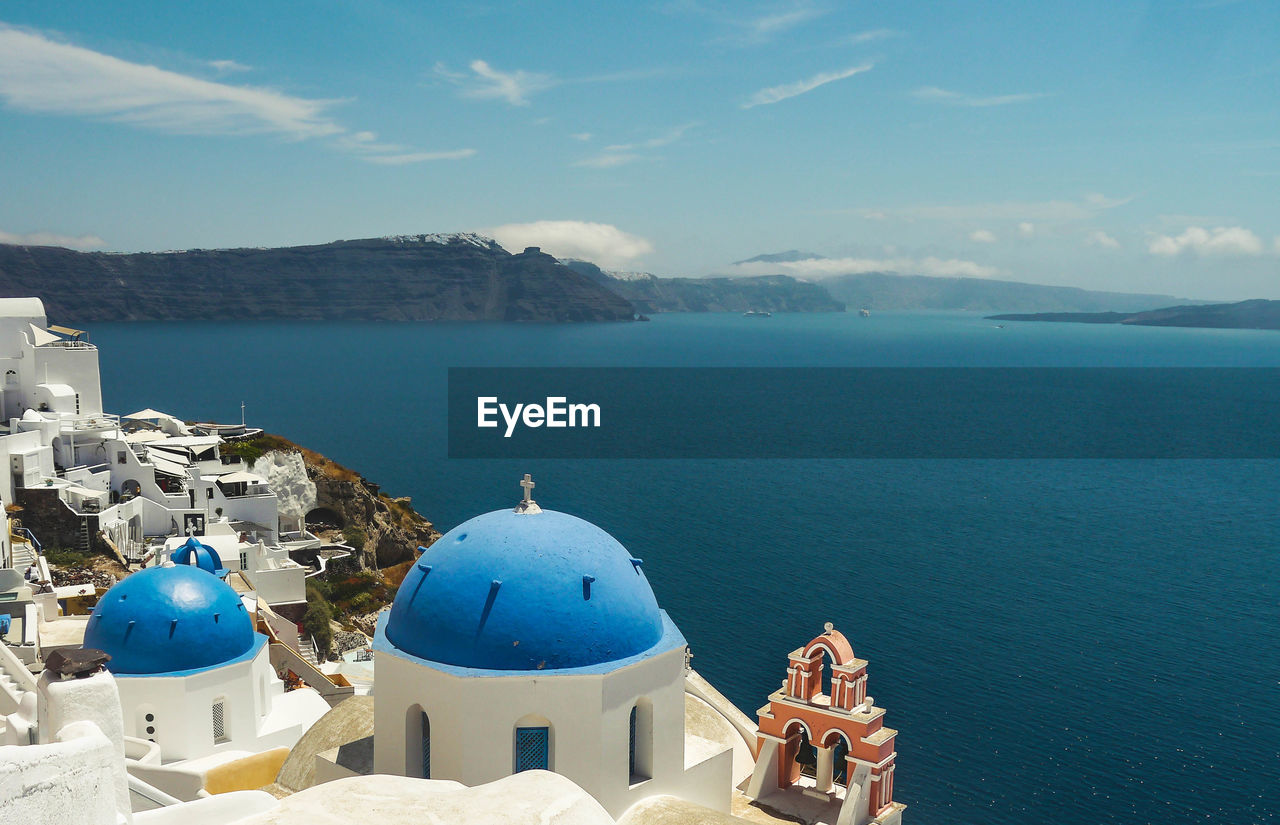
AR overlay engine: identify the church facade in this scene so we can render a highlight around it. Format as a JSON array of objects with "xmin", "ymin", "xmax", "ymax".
[
  {"xmin": 82, "ymin": 562, "xmax": 328, "ymax": 764},
  {"xmin": 372, "ymin": 481, "xmax": 733, "ymax": 817}
]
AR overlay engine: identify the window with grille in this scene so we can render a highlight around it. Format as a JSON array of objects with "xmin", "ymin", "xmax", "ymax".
[
  {"xmin": 421, "ymin": 712, "xmax": 431, "ymax": 779},
  {"xmin": 629, "ymin": 706, "xmax": 638, "ymax": 777},
  {"xmin": 514, "ymin": 726, "xmax": 549, "ymax": 772},
  {"xmin": 212, "ymin": 698, "xmax": 228, "ymax": 743}
]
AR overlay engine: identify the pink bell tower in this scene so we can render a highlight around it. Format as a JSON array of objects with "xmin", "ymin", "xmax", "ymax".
[{"xmin": 744, "ymin": 624, "xmax": 904, "ymax": 825}]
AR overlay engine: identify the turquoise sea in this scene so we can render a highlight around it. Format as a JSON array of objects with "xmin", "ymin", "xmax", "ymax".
[{"xmin": 93, "ymin": 312, "xmax": 1280, "ymax": 823}]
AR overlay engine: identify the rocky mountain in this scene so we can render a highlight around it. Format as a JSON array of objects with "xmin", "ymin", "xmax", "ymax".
[
  {"xmin": 0, "ymin": 234, "xmax": 637, "ymax": 323},
  {"xmin": 811, "ymin": 272, "xmax": 1188, "ymax": 313},
  {"xmin": 561, "ymin": 260, "xmax": 844, "ymax": 313},
  {"xmin": 989, "ymin": 298, "xmax": 1280, "ymax": 330}
]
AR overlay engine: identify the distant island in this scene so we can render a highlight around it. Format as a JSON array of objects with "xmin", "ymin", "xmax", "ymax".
[
  {"xmin": 988, "ymin": 299, "xmax": 1280, "ymax": 331},
  {"xmin": 816, "ymin": 272, "xmax": 1191, "ymax": 314},
  {"xmin": 0, "ymin": 234, "xmax": 636, "ymax": 323}
]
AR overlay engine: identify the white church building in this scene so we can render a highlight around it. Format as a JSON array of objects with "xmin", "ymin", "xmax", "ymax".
[
  {"xmin": 372, "ymin": 479, "xmax": 734, "ymax": 818},
  {"xmin": 81, "ymin": 562, "xmax": 329, "ymax": 765}
]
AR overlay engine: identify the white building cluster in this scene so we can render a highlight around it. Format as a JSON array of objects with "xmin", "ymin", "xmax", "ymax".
[{"xmin": 0, "ymin": 299, "xmax": 903, "ymax": 825}]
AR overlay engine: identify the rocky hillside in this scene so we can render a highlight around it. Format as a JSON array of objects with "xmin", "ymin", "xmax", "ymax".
[
  {"xmin": 561, "ymin": 259, "xmax": 844, "ymax": 313},
  {"xmin": 223, "ymin": 433, "xmax": 440, "ymax": 569},
  {"xmin": 0, "ymin": 234, "xmax": 636, "ymax": 323}
]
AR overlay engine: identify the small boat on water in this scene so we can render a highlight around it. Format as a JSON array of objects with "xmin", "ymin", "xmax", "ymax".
[
  {"xmin": 743, "ymin": 310, "xmax": 772, "ymax": 317},
  {"xmin": 859, "ymin": 307, "xmax": 871, "ymax": 317}
]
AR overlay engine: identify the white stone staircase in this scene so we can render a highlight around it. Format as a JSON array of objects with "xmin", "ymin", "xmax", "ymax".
[
  {"xmin": 300, "ymin": 636, "xmax": 320, "ymax": 667},
  {"xmin": 10, "ymin": 537, "xmax": 36, "ymax": 571},
  {"xmin": 0, "ymin": 640, "xmax": 38, "ymax": 744}
]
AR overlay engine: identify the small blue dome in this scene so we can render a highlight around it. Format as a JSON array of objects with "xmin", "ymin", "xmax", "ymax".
[
  {"xmin": 385, "ymin": 509, "xmax": 664, "ymax": 670},
  {"xmin": 171, "ymin": 537, "xmax": 226, "ymax": 576},
  {"xmin": 84, "ymin": 565, "xmax": 255, "ymax": 675}
]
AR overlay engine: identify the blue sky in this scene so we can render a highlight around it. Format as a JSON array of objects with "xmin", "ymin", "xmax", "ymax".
[{"xmin": 0, "ymin": 1, "xmax": 1277, "ymax": 299}]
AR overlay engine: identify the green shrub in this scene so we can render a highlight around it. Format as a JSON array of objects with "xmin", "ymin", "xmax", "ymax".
[
  {"xmin": 45, "ymin": 547, "xmax": 94, "ymax": 567},
  {"xmin": 302, "ymin": 588, "xmax": 333, "ymax": 659},
  {"xmin": 342, "ymin": 525, "xmax": 367, "ymax": 549}
]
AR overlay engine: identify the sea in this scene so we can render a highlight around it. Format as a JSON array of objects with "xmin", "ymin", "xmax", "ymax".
[{"xmin": 93, "ymin": 312, "xmax": 1279, "ymax": 824}]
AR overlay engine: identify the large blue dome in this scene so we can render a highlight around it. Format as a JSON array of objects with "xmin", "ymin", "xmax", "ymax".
[
  {"xmin": 384, "ymin": 508, "xmax": 664, "ymax": 670},
  {"xmin": 84, "ymin": 565, "xmax": 256, "ymax": 675}
]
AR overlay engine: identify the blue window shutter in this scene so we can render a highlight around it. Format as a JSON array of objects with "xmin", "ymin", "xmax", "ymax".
[{"xmin": 515, "ymin": 726, "xmax": 549, "ymax": 772}]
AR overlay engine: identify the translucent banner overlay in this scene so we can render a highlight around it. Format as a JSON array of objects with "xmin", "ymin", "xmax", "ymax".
[{"xmin": 448, "ymin": 367, "xmax": 1280, "ymax": 459}]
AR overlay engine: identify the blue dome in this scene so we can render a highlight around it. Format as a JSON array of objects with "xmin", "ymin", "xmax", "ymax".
[
  {"xmin": 84, "ymin": 565, "xmax": 256, "ymax": 675},
  {"xmin": 385, "ymin": 509, "xmax": 664, "ymax": 670},
  {"xmin": 171, "ymin": 537, "xmax": 226, "ymax": 576}
]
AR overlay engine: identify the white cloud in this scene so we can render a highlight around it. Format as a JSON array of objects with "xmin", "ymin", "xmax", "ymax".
[
  {"xmin": 1148, "ymin": 226, "xmax": 1264, "ymax": 257},
  {"xmin": 731, "ymin": 255, "xmax": 999, "ymax": 279},
  {"xmin": 970, "ymin": 229, "xmax": 997, "ymax": 243},
  {"xmin": 743, "ymin": 64, "xmax": 872, "ymax": 108},
  {"xmin": 575, "ymin": 123, "xmax": 696, "ymax": 169},
  {"xmin": 0, "ymin": 25, "xmax": 341, "ymax": 138},
  {"xmin": 573, "ymin": 152, "xmax": 643, "ymax": 169},
  {"xmin": 852, "ymin": 194, "xmax": 1132, "ymax": 223},
  {"xmin": 849, "ymin": 28, "xmax": 899, "ymax": 44},
  {"xmin": 1083, "ymin": 192, "xmax": 1134, "ymax": 210},
  {"xmin": 0, "ymin": 25, "xmax": 470, "ymax": 164},
  {"xmin": 439, "ymin": 59, "xmax": 555, "ymax": 106},
  {"xmin": 604, "ymin": 123, "xmax": 696, "ymax": 152},
  {"xmin": 208, "ymin": 59, "xmax": 251, "ymax": 73},
  {"xmin": 711, "ymin": 3, "xmax": 828, "ymax": 44},
  {"xmin": 363, "ymin": 149, "xmax": 476, "ymax": 165},
  {"xmin": 912, "ymin": 86, "xmax": 1046, "ymax": 107},
  {"xmin": 745, "ymin": 6, "xmax": 826, "ymax": 36},
  {"xmin": 1086, "ymin": 230, "xmax": 1120, "ymax": 249},
  {"xmin": 484, "ymin": 221, "xmax": 654, "ymax": 268},
  {"xmin": 570, "ymin": 132, "xmax": 593, "ymax": 141},
  {"xmin": 670, "ymin": 1, "xmax": 828, "ymax": 44},
  {"xmin": 0, "ymin": 229, "xmax": 106, "ymax": 250},
  {"xmin": 1018, "ymin": 222, "xmax": 1035, "ymax": 236}
]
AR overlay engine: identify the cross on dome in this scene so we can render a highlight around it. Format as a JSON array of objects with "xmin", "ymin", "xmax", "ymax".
[{"xmin": 515, "ymin": 473, "xmax": 542, "ymax": 514}]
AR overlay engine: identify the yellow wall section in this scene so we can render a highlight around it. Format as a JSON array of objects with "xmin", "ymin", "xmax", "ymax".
[{"xmin": 203, "ymin": 746, "xmax": 290, "ymax": 795}]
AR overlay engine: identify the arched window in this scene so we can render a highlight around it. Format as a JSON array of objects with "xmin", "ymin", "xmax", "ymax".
[
  {"xmin": 781, "ymin": 719, "xmax": 814, "ymax": 786},
  {"xmin": 514, "ymin": 715, "xmax": 552, "ymax": 773},
  {"xmin": 824, "ymin": 730, "xmax": 852, "ymax": 787},
  {"xmin": 629, "ymin": 706, "xmax": 637, "ymax": 776},
  {"xmin": 405, "ymin": 705, "xmax": 430, "ymax": 778},
  {"xmin": 794, "ymin": 729, "xmax": 817, "ymax": 778},
  {"xmin": 629, "ymin": 699, "xmax": 653, "ymax": 783},
  {"xmin": 421, "ymin": 711, "xmax": 431, "ymax": 779}
]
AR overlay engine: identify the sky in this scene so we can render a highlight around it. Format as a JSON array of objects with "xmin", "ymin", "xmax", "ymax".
[{"xmin": 0, "ymin": 1, "xmax": 1277, "ymax": 299}]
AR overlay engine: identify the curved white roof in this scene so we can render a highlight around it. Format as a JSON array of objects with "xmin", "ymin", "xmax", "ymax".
[{"xmin": 0, "ymin": 297, "xmax": 46, "ymax": 322}]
